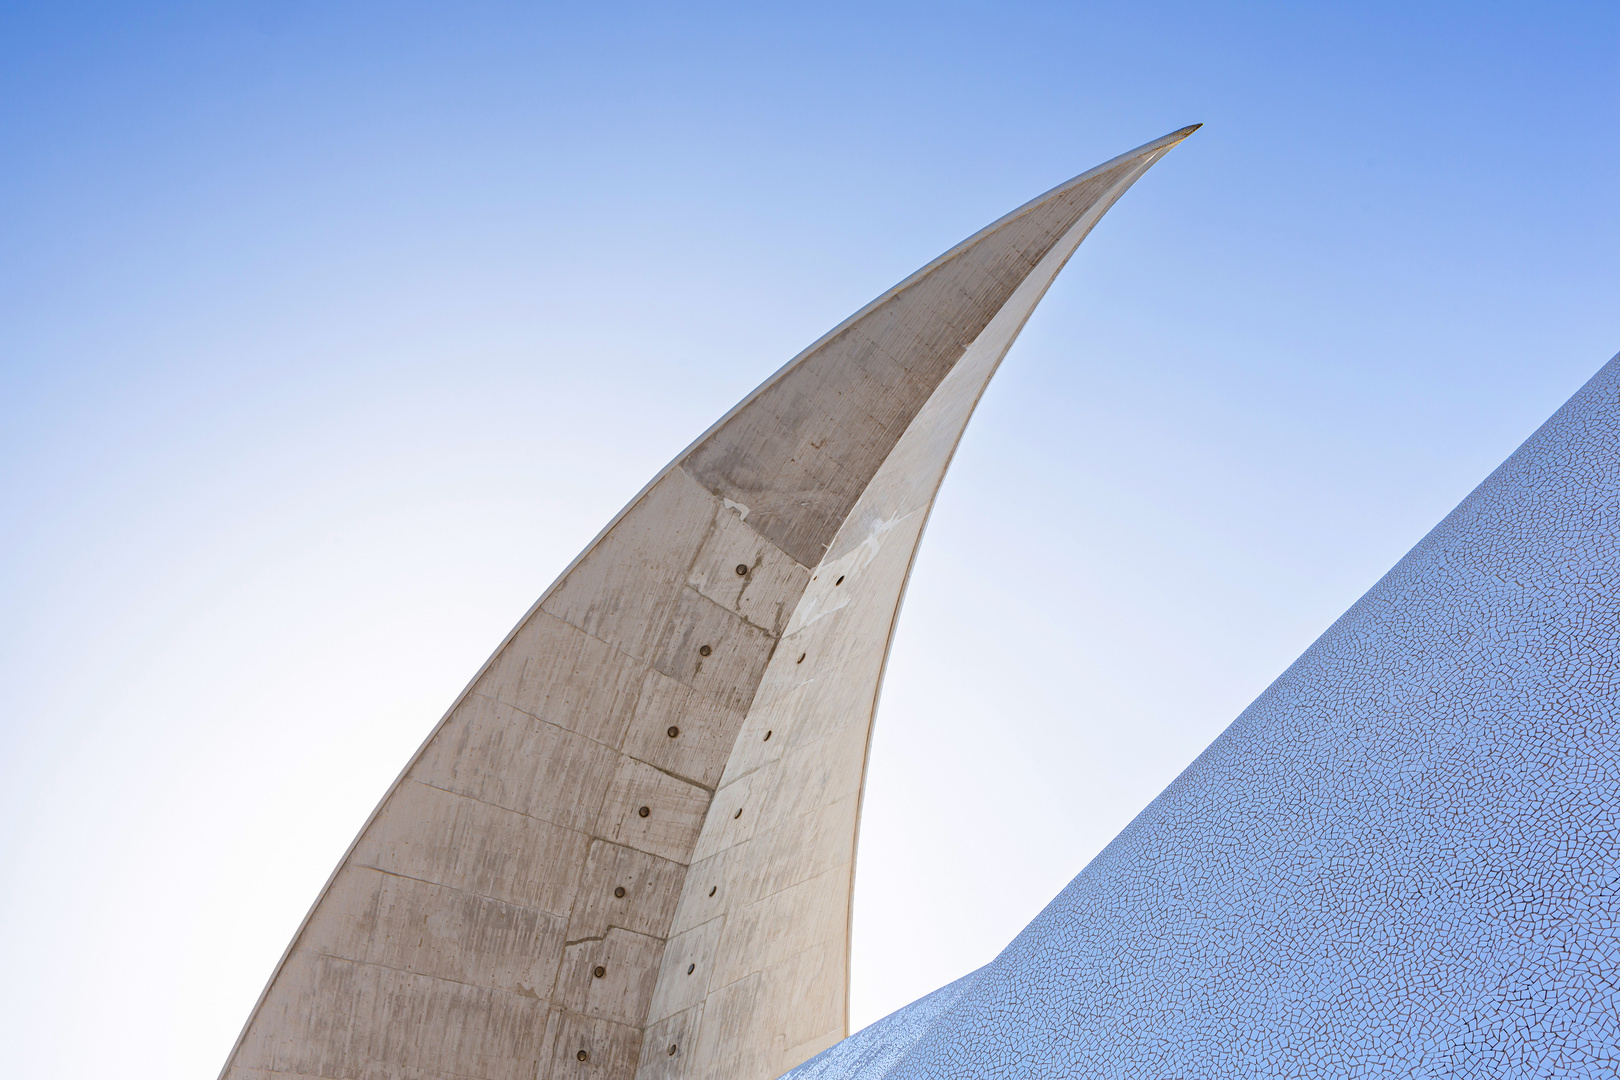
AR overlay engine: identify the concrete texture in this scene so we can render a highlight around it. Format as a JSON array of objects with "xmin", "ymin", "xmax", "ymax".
[
  {"xmin": 218, "ymin": 126, "xmax": 1199, "ymax": 1080},
  {"xmin": 784, "ymin": 354, "xmax": 1620, "ymax": 1077}
]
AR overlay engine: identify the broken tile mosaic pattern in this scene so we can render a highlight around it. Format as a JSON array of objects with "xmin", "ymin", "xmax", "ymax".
[{"xmin": 789, "ymin": 353, "xmax": 1620, "ymax": 1078}]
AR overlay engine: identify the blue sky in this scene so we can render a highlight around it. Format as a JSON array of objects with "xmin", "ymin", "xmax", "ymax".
[{"xmin": 2, "ymin": 3, "xmax": 1616, "ymax": 1076}]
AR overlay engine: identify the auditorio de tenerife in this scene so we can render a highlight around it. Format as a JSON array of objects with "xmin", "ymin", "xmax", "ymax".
[{"xmin": 218, "ymin": 126, "xmax": 1620, "ymax": 1080}]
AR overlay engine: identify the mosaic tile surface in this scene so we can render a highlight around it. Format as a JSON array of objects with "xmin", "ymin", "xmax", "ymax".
[{"xmin": 791, "ymin": 354, "xmax": 1620, "ymax": 1078}]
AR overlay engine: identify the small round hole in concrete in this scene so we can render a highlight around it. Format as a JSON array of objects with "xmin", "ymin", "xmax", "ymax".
[
  {"xmin": 698, "ymin": 644, "xmax": 711, "ymax": 656},
  {"xmin": 577, "ymin": 1050, "xmax": 589, "ymax": 1062},
  {"xmin": 638, "ymin": 806, "xmax": 650, "ymax": 818},
  {"xmin": 668, "ymin": 1044, "xmax": 678, "ymax": 1056},
  {"xmin": 667, "ymin": 725, "xmax": 679, "ymax": 738},
  {"xmin": 593, "ymin": 965, "xmax": 605, "ymax": 978},
  {"xmin": 613, "ymin": 886, "xmax": 626, "ymax": 898},
  {"xmin": 687, "ymin": 963, "xmax": 695, "ymax": 975},
  {"xmin": 735, "ymin": 563, "xmax": 748, "ymax": 576}
]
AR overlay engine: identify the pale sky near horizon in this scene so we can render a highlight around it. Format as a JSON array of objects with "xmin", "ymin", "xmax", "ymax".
[{"xmin": 2, "ymin": 3, "xmax": 1618, "ymax": 1077}]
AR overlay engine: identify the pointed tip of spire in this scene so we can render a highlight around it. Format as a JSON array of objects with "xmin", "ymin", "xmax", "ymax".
[{"xmin": 1123, "ymin": 123, "xmax": 1201, "ymax": 161}]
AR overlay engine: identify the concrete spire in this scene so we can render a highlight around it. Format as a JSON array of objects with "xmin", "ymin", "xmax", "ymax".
[
  {"xmin": 219, "ymin": 127, "xmax": 1197, "ymax": 1080},
  {"xmin": 782, "ymin": 364, "xmax": 1620, "ymax": 1073}
]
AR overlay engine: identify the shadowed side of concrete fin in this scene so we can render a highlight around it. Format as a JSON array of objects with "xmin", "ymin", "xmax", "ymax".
[
  {"xmin": 632, "ymin": 127, "xmax": 1195, "ymax": 1080},
  {"xmin": 218, "ymin": 127, "xmax": 1197, "ymax": 1080},
  {"xmin": 681, "ymin": 126, "xmax": 1197, "ymax": 568}
]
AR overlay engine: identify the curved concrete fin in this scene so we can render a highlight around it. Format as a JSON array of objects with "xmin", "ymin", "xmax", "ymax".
[
  {"xmin": 683, "ymin": 124, "xmax": 1198, "ymax": 568},
  {"xmin": 220, "ymin": 126, "xmax": 1197, "ymax": 1080}
]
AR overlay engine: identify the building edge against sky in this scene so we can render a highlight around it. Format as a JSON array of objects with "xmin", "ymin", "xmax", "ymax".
[
  {"xmin": 786, "ymin": 356, "xmax": 1620, "ymax": 1075},
  {"xmin": 217, "ymin": 128, "xmax": 1200, "ymax": 1080}
]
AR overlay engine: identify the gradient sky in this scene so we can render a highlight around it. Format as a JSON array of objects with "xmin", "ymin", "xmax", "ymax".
[{"xmin": 2, "ymin": 3, "xmax": 1617, "ymax": 1077}]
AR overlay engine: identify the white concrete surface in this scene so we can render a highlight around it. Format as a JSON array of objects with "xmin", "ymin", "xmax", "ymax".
[{"xmin": 218, "ymin": 125, "xmax": 1197, "ymax": 1080}]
